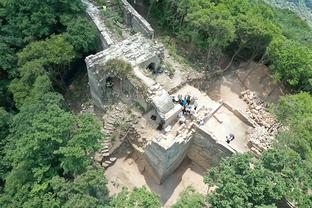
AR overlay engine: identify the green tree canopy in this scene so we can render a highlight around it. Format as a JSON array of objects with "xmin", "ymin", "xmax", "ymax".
[
  {"xmin": 272, "ymin": 92, "xmax": 312, "ymax": 160},
  {"xmin": 110, "ymin": 187, "xmax": 161, "ymax": 208},
  {"xmin": 268, "ymin": 37, "xmax": 312, "ymax": 91},
  {"xmin": 172, "ymin": 186, "xmax": 206, "ymax": 208},
  {"xmin": 205, "ymin": 149, "xmax": 312, "ymax": 208}
]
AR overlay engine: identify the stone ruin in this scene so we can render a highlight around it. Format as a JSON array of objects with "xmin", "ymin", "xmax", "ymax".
[{"xmin": 83, "ymin": 0, "xmax": 279, "ymax": 184}]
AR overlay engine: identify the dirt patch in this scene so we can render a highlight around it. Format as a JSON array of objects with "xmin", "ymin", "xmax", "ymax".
[
  {"xmin": 206, "ymin": 61, "xmax": 286, "ymax": 111},
  {"xmin": 105, "ymin": 153, "xmax": 207, "ymax": 207}
]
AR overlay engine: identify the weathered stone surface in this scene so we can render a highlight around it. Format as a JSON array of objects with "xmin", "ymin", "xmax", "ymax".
[
  {"xmin": 81, "ymin": 0, "xmax": 115, "ymax": 48},
  {"xmin": 94, "ymin": 152, "xmax": 103, "ymax": 163},
  {"xmin": 143, "ymin": 133, "xmax": 193, "ymax": 184},
  {"xmin": 121, "ymin": 0, "xmax": 154, "ymax": 39},
  {"xmin": 188, "ymin": 128, "xmax": 235, "ymax": 169}
]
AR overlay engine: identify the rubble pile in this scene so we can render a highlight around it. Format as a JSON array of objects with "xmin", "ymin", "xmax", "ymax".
[
  {"xmin": 240, "ymin": 90, "xmax": 281, "ymax": 155},
  {"xmin": 80, "ymin": 103, "xmax": 95, "ymax": 113}
]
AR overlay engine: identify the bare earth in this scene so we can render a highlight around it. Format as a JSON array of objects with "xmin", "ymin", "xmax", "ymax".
[
  {"xmin": 105, "ymin": 155, "xmax": 207, "ymax": 207},
  {"xmin": 207, "ymin": 62, "xmax": 285, "ymax": 108}
]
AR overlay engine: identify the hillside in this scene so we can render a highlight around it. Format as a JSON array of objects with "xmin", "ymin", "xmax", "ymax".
[{"xmin": 263, "ymin": 0, "xmax": 312, "ymax": 27}]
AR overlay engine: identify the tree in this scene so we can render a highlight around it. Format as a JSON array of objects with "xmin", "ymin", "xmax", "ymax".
[
  {"xmin": 63, "ymin": 17, "xmax": 99, "ymax": 55},
  {"xmin": 56, "ymin": 113, "xmax": 102, "ymax": 175},
  {"xmin": 271, "ymin": 92, "xmax": 312, "ymax": 160},
  {"xmin": 172, "ymin": 186, "xmax": 206, "ymax": 208},
  {"xmin": 0, "ymin": 108, "xmax": 12, "ymax": 188},
  {"xmin": 185, "ymin": 1, "xmax": 235, "ymax": 67},
  {"xmin": 204, "ymin": 149, "xmax": 312, "ymax": 207},
  {"xmin": 268, "ymin": 37, "xmax": 312, "ymax": 91},
  {"xmin": 110, "ymin": 187, "xmax": 161, "ymax": 208},
  {"xmin": 0, "ymin": 88, "xmax": 105, "ymax": 207}
]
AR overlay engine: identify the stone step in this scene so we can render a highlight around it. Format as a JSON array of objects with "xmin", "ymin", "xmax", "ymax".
[
  {"xmin": 100, "ymin": 149, "xmax": 109, "ymax": 153},
  {"xmin": 104, "ymin": 127, "xmax": 114, "ymax": 131},
  {"xmin": 104, "ymin": 160, "xmax": 112, "ymax": 164},
  {"xmin": 106, "ymin": 120, "xmax": 115, "ymax": 125},
  {"xmin": 109, "ymin": 157, "xmax": 117, "ymax": 162},
  {"xmin": 102, "ymin": 162, "xmax": 110, "ymax": 168},
  {"xmin": 102, "ymin": 152, "xmax": 110, "ymax": 157},
  {"xmin": 102, "ymin": 141, "xmax": 110, "ymax": 145},
  {"xmin": 102, "ymin": 145, "xmax": 109, "ymax": 149}
]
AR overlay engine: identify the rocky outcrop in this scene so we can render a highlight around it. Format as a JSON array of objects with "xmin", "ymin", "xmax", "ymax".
[{"xmin": 240, "ymin": 90, "xmax": 282, "ymax": 156}]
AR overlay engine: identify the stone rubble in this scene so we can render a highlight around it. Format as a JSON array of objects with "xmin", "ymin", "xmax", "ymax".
[{"xmin": 241, "ymin": 90, "xmax": 282, "ymax": 155}]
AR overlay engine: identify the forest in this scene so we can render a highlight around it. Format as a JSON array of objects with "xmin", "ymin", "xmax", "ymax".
[{"xmin": 0, "ymin": 0, "xmax": 311, "ymax": 207}]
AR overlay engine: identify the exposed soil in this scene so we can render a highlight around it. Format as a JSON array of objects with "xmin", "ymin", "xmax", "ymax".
[
  {"xmin": 105, "ymin": 153, "xmax": 207, "ymax": 207},
  {"xmin": 206, "ymin": 62, "xmax": 286, "ymax": 109}
]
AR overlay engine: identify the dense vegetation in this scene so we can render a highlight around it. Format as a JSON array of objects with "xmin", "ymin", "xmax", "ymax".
[
  {"xmin": 1, "ymin": 0, "xmax": 311, "ymax": 207},
  {"xmin": 149, "ymin": 0, "xmax": 312, "ymax": 92},
  {"xmin": 0, "ymin": 0, "xmax": 160, "ymax": 207}
]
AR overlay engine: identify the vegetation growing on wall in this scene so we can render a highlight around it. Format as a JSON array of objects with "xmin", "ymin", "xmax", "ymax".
[{"xmin": 104, "ymin": 58, "xmax": 133, "ymax": 77}]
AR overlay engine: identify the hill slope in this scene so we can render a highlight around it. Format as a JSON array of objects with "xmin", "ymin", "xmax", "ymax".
[{"xmin": 263, "ymin": 0, "xmax": 312, "ymax": 27}]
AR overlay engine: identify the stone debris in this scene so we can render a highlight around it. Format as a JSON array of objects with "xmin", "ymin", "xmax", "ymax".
[
  {"xmin": 241, "ymin": 90, "xmax": 282, "ymax": 155},
  {"xmin": 80, "ymin": 103, "xmax": 94, "ymax": 113}
]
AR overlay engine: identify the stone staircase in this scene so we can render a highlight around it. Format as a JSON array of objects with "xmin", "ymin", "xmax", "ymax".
[{"xmin": 94, "ymin": 102, "xmax": 132, "ymax": 168}]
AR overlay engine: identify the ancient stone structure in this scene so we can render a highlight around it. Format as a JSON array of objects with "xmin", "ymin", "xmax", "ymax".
[
  {"xmin": 84, "ymin": 0, "xmax": 266, "ymax": 184},
  {"xmin": 85, "ymin": 33, "xmax": 164, "ymax": 108},
  {"xmin": 82, "ymin": 0, "xmax": 116, "ymax": 48},
  {"xmin": 121, "ymin": 0, "xmax": 154, "ymax": 39}
]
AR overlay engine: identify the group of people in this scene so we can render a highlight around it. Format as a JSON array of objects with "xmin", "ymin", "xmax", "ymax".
[{"xmin": 175, "ymin": 94, "xmax": 198, "ymax": 115}]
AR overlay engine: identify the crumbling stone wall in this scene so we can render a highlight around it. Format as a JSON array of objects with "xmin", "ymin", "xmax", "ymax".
[
  {"xmin": 86, "ymin": 66, "xmax": 106, "ymax": 107},
  {"xmin": 188, "ymin": 127, "xmax": 236, "ymax": 169},
  {"xmin": 121, "ymin": 0, "xmax": 154, "ymax": 39},
  {"xmin": 82, "ymin": 0, "xmax": 115, "ymax": 49},
  {"xmin": 143, "ymin": 134, "xmax": 193, "ymax": 184}
]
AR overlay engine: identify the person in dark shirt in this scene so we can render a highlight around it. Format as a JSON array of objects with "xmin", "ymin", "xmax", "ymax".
[{"xmin": 226, "ymin": 133, "xmax": 235, "ymax": 144}]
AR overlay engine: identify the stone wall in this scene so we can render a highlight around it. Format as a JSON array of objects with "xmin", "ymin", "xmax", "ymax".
[
  {"xmin": 144, "ymin": 133, "xmax": 193, "ymax": 184},
  {"xmin": 121, "ymin": 0, "xmax": 154, "ymax": 39},
  {"xmin": 122, "ymin": 78, "xmax": 151, "ymax": 112},
  {"xmin": 82, "ymin": 0, "xmax": 115, "ymax": 49},
  {"xmin": 87, "ymin": 66, "xmax": 106, "ymax": 107},
  {"xmin": 188, "ymin": 126, "xmax": 236, "ymax": 169}
]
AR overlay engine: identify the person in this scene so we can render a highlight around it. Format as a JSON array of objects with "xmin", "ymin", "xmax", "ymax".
[
  {"xmin": 186, "ymin": 95, "xmax": 191, "ymax": 105},
  {"xmin": 178, "ymin": 95, "xmax": 183, "ymax": 105},
  {"xmin": 194, "ymin": 100, "xmax": 198, "ymax": 110},
  {"xmin": 226, "ymin": 133, "xmax": 235, "ymax": 144}
]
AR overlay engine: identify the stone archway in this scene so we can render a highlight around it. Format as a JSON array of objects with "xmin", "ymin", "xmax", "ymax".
[
  {"xmin": 106, "ymin": 76, "xmax": 122, "ymax": 92},
  {"xmin": 147, "ymin": 62, "xmax": 157, "ymax": 73}
]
